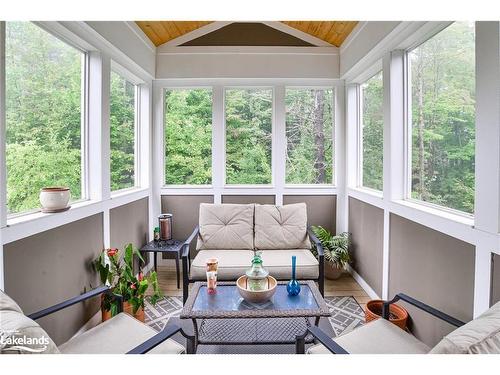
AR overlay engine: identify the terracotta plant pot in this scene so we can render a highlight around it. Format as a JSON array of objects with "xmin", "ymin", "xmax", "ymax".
[
  {"xmin": 324, "ymin": 263, "xmax": 344, "ymax": 280},
  {"xmin": 365, "ymin": 299, "xmax": 408, "ymax": 330},
  {"xmin": 123, "ymin": 301, "xmax": 145, "ymax": 322}
]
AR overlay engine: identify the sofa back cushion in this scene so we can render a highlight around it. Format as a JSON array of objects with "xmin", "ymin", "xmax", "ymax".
[
  {"xmin": 197, "ymin": 203, "xmax": 255, "ymax": 250},
  {"xmin": 0, "ymin": 290, "xmax": 60, "ymax": 354},
  {"xmin": 254, "ymin": 203, "xmax": 311, "ymax": 250},
  {"xmin": 430, "ymin": 301, "xmax": 500, "ymax": 354}
]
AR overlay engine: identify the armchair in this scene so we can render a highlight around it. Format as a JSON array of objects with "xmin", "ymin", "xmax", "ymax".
[
  {"xmin": 296, "ymin": 293, "xmax": 471, "ymax": 354},
  {"xmin": 1, "ymin": 286, "xmax": 194, "ymax": 354}
]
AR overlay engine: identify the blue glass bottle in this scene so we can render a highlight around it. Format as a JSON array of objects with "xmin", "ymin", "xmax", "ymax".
[{"xmin": 287, "ymin": 255, "xmax": 301, "ymax": 296}]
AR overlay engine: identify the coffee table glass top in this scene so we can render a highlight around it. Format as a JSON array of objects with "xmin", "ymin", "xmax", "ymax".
[{"xmin": 181, "ymin": 281, "xmax": 330, "ymax": 319}]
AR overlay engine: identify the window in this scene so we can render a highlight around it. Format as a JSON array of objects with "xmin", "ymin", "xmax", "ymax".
[
  {"xmin": 110, "ymin": 70, "xmax": 136, "ymax": 191},
  {"xmin": 164, "ymin": 89, "xmax": 212, "ymax": 185},
  {"xmin": 285, "ymin": 88, "xmax": 334, "ymax": 184},
  {"xmin": 360, "ymin": 71, "xmax": 384, "ymax": 191},
  {"xmin": 225, "ymin": 88, "xmax": 273, "ymax": 185},
  {"xmin": 408, "ymin": 22, "xmax": 475, "ymax": 214},
  {"xmin": 5, "ymin": 22, "xmax": 84, "ymax": 215}
]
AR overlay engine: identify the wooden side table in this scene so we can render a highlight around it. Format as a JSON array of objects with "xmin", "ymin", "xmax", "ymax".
[{"xmin": 139, "ymin": 240, "xmax": 189, "ymax": 289}]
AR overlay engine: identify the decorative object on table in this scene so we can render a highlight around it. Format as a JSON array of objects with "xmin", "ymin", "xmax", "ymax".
[
  {"xmin": 310, "ymin": 226, "xmax": 351, "ymax": 280},
  {"xmin": 287, "ymin": 255, "xmax": 301, "ymax": 296},
  {"xmin": 139, "ymin": 239, "xmax": 185, "ymax": 289},
  {"xmin": 237, "ymin": 275, "xmax": 277, "ymax": 303},
  {"xmin": 93, "ymin": 244, "xmax": 162, "ymax": 322},
  {"xmin": 245, "ymin": 251, "xmax": 269, "ymax": 291},
  {"xmin": 365, "ymin": 299, "xmax": 408, "ymax": 330},
  {"xmin": 153, "ymin": 226, "xmax": 160, "ymax": 241},
  {"xmin": 206, "ymin": 258, "xmax": 218, "ymax": 294},
  {"xmin": 39, "ymin": 187, "xmax": 71, "ymax": 213},
  {"xmin": 158, "ymin": 213, "xmax": 173, "ymax": 242}
]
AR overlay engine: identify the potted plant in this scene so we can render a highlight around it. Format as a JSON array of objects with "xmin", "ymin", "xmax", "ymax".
[
  {"xmin": 94, "ymin": 244, "xmax": 162, "ymax": 322},
  {"xmin": 310, "ymin": 226, "xmax": 351, "ymax": 280},
  {"xmin": 365, "ymin": 300, "xmax": 408, "ymax": 330}
]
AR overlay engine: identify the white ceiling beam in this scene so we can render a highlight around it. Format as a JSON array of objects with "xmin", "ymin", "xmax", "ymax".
[{"xmin": 262, "ymin": 21, "xmax": 334, "ymax": 47}]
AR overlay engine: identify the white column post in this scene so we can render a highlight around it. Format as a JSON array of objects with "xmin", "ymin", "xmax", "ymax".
[
  {"xmin": 0, "ymin": 22, "xmax": 6, "ymax": 290},
  {"xmin": 152, "ymin": 83, "xmax": 163, "ymax": 219},
  {"xmin": 335, "ymin": 84, "xmax": 347, "ymax": 233},
  {"xmin": 212, "ymin": 86, "xmax": 224, "ymax": 204},
  {"xmin": 274, "ymin": 85, "xmax": 286, "ymax": 206},
  {"xmin": 88, "ymin": 52, "xmax": 111, "ymax": 248},
  {"xmin": 381, "ymin": 50, "xmax": 406, "ymax": 299},
  {"xmin": 473, "ymin": 22, "xmax": 500, "ymax": 314},
  {"xmin": 345, "ymin": 84, "xmax": 359, "ymax": 233},
  {"xmin": 140, "ymin": 83, "xmax": 154, "ymax": 241}
]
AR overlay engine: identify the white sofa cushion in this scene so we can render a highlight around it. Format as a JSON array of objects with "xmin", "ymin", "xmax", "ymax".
[
  {"xmin": 308, "ymin": 318, "xmax": 430, "ymax": 354},
  {"xmin": 430, "ymin": 301, "xmax": 500, "ymax": 354},
  {"xmin": 254, "ymin": 203, "xmax": 311, "ymax": 250},
  {"xmin": 59, "ymin": 313, "xmax": 185, "ymax": 354},
  {"xmin": 260, "ymin": 249, "xmax": 319, "ymax": 280},
  {"xmin": 196, "ymin": 203, "xmax": 255, "ymax": 250},
  {"xmin": 190, "ymin": 250, "xmax": 255, "ymax": 281},
  {"xmin": 0, "ymin": 291, "xmax": 60, "ymax": 354}
]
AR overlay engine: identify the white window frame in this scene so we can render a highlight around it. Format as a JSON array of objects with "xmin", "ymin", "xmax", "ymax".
[
  {"xmin": 4, "ymin": 21, "xmax": 90, "ymax": 219},
  {"xmin": 162, "ymin": 86, "xmax": 214, "ymax": 189},
  {"xmin": 283, "ymin": 86, "xmax": 336, "ymax": 188},
  {"xmin": 109, "ymin": 61, "xmax": 144, "ymax": 195},
  {"xmin": 403, "ymin": 23, "xmax": 475, "ymax": 219}
]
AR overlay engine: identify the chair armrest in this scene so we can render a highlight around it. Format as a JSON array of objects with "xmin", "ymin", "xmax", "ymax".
[
  {"xmin": 383, "ymin": 293, "xmax": 466, "ymax": 328},
  {"xmin": 28, "ymin": 285, "xmax": 109, "ymax": 320},
  {"xmin": 182, "ymin": 225, "xmax": 199, "ymax": 258},
  {"xmin": 306, "ymin": 326, "xmax": 349, "ymax": 354},
  {"xmin": 307, "ymin": 227, "xmax": 324, "ymax": 256},
  {"xmin": 127, "ymin": 324, "xmax": 195, "ymax": 354}
]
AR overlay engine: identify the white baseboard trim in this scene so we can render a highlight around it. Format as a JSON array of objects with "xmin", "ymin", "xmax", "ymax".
[{"xmin": 346, "ymin": 265, "xmax": 380, "ymax": 300}]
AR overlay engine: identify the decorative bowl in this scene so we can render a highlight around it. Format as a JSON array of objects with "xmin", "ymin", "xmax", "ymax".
[
  {"xmin": 40, "ymin": 187, "xmax": 71, "ymax": 212},
  {"xmin": 236, "ymin": 275, "xmax": 277, "ymax": 303}
]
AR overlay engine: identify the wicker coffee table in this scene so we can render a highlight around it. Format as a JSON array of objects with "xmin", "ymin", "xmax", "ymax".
[{"xmin": 180, "ymin": 281, "xmax": 330, "ymax": 352}]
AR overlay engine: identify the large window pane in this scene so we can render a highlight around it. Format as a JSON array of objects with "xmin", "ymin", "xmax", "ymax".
[
  {"xmin": 409, "ymin": 22, "xmax": 475, "ymax": 214},
  {"xmin": 225, "ymin": 88, "xmax": 272, "ymax": 184},
  {"xmin": 164, "ymin": 89, "xmax": 212, "ymax": 185},
  {"xmin": 110, "ymin": 70, "xmax": 136, "ymax": 191},
  {"xmin": 361, "ymin": 71, "xmax": 384, "ymax": 191},
  {"xmin": 285, "ymin": 88, "xmax": 334, "ymax": 184},
  {"xmin": 5, "ymin": 22, "xmax": 83, "ymax": 215}
]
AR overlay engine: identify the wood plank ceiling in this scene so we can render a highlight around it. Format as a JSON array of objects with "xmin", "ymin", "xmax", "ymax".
[{"xmin": 136, "ymin": 21, "xmax": 358, "ymax": 47}]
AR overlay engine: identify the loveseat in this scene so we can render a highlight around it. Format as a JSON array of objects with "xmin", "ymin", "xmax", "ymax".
[{"xmin": 181, "ymin": 202, "xmax": 324, "ymax": 303}]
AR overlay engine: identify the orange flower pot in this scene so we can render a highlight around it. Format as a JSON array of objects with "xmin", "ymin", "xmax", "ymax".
[
  {"xmin": 365, "ymin": 300, "xmax": 408, "ymax": 330},
  {"xmin": 123, "ymin": 301, "xmax": 145, "ymax": 322}
]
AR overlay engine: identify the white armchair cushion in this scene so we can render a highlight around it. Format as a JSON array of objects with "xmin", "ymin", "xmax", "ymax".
[
  {"xmin": 254, "ymin": 203, "xmax": 311, "ymax": 250},
  {"xmin": 196, "ymin": 203, "xmax": 255, "ymax": 250}
]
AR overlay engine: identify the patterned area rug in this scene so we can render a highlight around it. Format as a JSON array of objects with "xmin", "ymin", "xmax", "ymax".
[{"xmin": 145, "ymin": 295, "xmax": 365, "ymax": 338}]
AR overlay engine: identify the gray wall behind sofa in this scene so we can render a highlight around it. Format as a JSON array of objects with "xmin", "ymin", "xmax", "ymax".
[
  {"xmin": 283, "ymin": 195, "xmax": 336, "ymax": 233},
  {"xmin": 491, "ymin": 253, "xmax": 500, "ymax": 306},
  {"xmin": 4, "ymin": 214, "xmax": 104, "ymax": 345}
]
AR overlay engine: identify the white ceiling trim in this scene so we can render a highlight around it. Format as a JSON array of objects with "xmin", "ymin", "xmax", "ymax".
[
  {"xmin": 262, "ymin": 21, "xmax": 334, "ymax": 47},
  {"xmin": 157, "ymin": 46, "xmax": 339, "ymax": 55},
  {"xmin": 157, "ymin": 21, "xmax": 233, "ymax": 49},
  {"xmin": 125, "ymin": 21, "xmax": 156, "ymax": 52}
]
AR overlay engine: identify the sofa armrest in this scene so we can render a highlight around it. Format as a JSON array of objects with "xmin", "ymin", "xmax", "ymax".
[
  {"xmin": 383, "ymin": 293, "xmax": 466, "ymax": 328},
  {"xmin": 127, "ymin": 324, "xmax": 195, "ymax": 354},
  {"xmin": 307, "ymin": 227, "xmax": 324, "ymax": 256},
  {"xmin": 182, "ymin": 225, "xmax": 199, "ymax": 258},
  {"xmin": 28, "ymin": 285, "xmax": 109, "ymax": 320},
  {"xmin": 305, "ymin": 326, "xmax": 349, "ymax": 354}
]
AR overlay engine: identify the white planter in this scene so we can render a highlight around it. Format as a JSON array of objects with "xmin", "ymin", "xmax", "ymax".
[{"xmin": 40, "ymin": 187, "xmax": 71, "ymax": 211}]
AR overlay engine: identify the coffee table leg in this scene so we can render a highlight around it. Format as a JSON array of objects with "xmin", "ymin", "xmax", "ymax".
[
  {"xmin": 296, "ymin": 334, "xmax": 306, "ymax": 354},
  {"xmin": 191, "ymin": 319, "xmax": 199, "ymax": 352},
  {"xmin": 175, "ymin": 251, "xmax": 180, "ymax": 289},
  {"xmin": 314, "ymin": 316, "xmax": 320, "ymax": 326}
]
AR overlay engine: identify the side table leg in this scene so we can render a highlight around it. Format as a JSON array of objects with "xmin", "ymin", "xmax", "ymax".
[
  {"xmin": 154, "ymin": 252, "xmax": 157, "ymax": 272},
  {"xmin": 175, "ymin": 251, "xmax": 180, "ymax": 289}
]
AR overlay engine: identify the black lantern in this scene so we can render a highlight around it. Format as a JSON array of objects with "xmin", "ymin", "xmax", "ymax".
[{"xmin": 159, "ymin": 213, "xmax": 173, "ymax": 243}]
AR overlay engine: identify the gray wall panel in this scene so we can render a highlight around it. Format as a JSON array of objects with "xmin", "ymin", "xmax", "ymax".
[
  {"xmin": 4, "ymin": 214, "xmax": 104, "ymax": 345},
  {"xmin": 110, "ymin": 198, "xmax": 149, "ymax": 250},
  {"xmin": 348, "ymin": 197, "xmax": 384, "ymax": 297},
  {"xmin": 283, "ymin": 195, "xmax": 336, "ymax": 233},
  {"xmin": 389, "ymin": 214, "xmax": 475, "ymax": 347},
  {"xmin": 491, "ymin": 254, "xmax": 500, "ymax": 306},
  {"xmin": 222, "ymin": 195, "xmax": 275, "ymax": 205}
]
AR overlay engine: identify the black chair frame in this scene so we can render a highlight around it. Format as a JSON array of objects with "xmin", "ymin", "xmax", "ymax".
[{"xmin": 28, "ymin": 285, "xmax": 195, "ymax": 354}]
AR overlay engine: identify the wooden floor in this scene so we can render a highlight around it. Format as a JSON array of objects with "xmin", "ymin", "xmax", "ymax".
[{"xmin": 155, "ymin": 265, "xmax": 370, "ymax": 310}]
